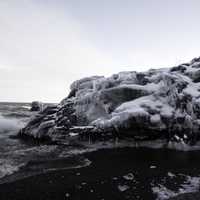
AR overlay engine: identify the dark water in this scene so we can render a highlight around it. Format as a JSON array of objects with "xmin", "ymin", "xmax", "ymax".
[
  {"xmin": 0, "ymin": 103, "xmax": 200, "ymax": 200},
  {"xmin": 0, "ymin": 103, "xmax": 90, "ymax": 181},
  {"xmin": 78, "ymin": 147, "xmax": 200, "ymax": 200}
]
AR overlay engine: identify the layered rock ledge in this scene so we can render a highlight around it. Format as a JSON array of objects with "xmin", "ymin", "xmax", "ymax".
[{"xmin": 20, "ymin": 57, "xmax": 200, "ymax": 145}]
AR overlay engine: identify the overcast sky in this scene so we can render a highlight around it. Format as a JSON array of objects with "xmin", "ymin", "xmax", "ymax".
[{"xmin": 0, "ymin": 0, "xmax": 200, "ymax": 102}]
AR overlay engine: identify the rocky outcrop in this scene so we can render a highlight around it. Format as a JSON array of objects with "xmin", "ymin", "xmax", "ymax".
[
  {"xmin": 30, "ymin": 101, "xmax": 43, "ymax": 112},
  {"xmin": 19, "ymin": 105, "xmax": 58, "ymax": 140},
  {"xmin": 20, "ymin": 57, "xmax": 200, "ymax": 144}
]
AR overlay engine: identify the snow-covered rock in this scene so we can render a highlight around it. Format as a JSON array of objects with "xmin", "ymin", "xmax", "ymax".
[{"xmin": 20, "ymin": 57, "xmax": 200, "ymax": 144}]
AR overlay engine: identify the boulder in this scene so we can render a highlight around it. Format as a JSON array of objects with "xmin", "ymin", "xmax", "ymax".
[
  {"xmin": 30, "ymin": 101, "xmax": 42, "ymax": 112},
  {"xmin": 19, "ymin": 57, "xmax": 200, "ymax": 144}
]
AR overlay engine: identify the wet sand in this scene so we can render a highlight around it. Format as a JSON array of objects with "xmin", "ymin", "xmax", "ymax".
[{"xmin": 0, "ymin": 147, "xmax": 200, "ymax": 200}]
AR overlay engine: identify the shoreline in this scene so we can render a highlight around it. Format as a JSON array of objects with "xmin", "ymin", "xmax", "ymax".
[{"xmin": 0, "ymin": 147, "xmax": 200, "ymax": 200}]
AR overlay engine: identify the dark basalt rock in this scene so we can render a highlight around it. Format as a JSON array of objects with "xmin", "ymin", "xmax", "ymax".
[
  {"xmin": 30, "ymin": 101, "xmax": 42, "ymax": 111},
  {"xmin": 20, "ymin": 57, "xmax": 200, "ymax": 145},
  {"xmin": 19, "ymin": 105, "xmax": 57, "ymax": 139},
  {"xmin": 170, "ymin": 65, "xmax": 187, "ymax": 73}
]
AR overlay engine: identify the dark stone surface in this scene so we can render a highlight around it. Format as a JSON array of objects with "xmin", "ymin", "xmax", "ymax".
[{"xmin": 30, "ymin": 101, "xmax": 42, "ymax": 112}]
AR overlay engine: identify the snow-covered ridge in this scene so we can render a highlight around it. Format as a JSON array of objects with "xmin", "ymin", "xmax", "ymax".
[{"xmin": 20, "ymin": 57, "xmax": 200, "ymax": 145}]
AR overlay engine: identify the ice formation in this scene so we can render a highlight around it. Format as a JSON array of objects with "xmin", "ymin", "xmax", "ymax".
[{"xmin": 20, "ymin": 57, "xmax": 200, "ymax": 145}]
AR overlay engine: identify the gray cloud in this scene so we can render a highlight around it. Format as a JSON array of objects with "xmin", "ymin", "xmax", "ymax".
[{"xmin": 0, "ymin": 0, "xmax": 200, "ymax": 102}]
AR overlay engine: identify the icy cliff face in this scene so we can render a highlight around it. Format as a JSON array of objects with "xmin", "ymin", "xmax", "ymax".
[{"xmin": 20, "ymin": 57, "xmax": 200, "ymax": 144}]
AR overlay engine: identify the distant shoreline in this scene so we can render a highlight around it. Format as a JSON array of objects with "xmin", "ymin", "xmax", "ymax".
[{"xmin": 0, "ymin": 102, "xmax": 57, "ymax": 104}]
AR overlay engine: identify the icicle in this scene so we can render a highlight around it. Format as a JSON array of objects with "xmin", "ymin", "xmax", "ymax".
[{"xmin": 93, "ymin": 79, "xmax": 96, "ymax": 91}]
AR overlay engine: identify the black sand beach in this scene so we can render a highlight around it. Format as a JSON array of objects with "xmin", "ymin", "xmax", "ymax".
[{"xmin": 0, "ymin": 147, "xmax": 200, "ymax": 200}]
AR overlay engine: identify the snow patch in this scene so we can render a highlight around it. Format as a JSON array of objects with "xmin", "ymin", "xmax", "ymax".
[
  {"xmin": 167, "ymin": 172, "xmax": 176, "ymax": 178},
  {"xmin": 118, "ymin": 184, "xmax": 130, "ymax": 192},
  {"xmin": 123, "ymin": 173, "xmax": 134, "ymax": 181},
  {"xmin": 150, "ymin": 165, "xmax": 157, "ymax": 169},
  {"xmin": 0, "ymin": 159, "xmax": 25, "ymax": 179}
]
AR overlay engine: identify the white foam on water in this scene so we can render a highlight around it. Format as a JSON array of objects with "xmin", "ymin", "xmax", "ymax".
[
  {"xmin": 0, "ymin": 145, "xmax": 59, "ymax": 180},
  {"xmin": 118, "ymin": 184, "xmax": 130, "ymax": 192},
  {"xmin": 46, "ymin": 158, "xmax": 92, "ymax": 172},
  {"xmin": 0, "ymin": 144, "xmax": 92, "ymax": 182},
  {"xmin": 0, "ymin": 114, "xmax": 23, "ymax": 133},
  {"xmin": 21, "ymin": 106, "xmax": 31, "ymax": 110},
  {"xmin": 0, "ymin": 159, "xmax": 25, "ymax": 179},
  {"xmin": 123, "ymin": 173, "xmax": 134, "ymax": 181},
  {"xmin": 152, "ymin": 175, "xmax": 200, "ymax": 200},
  {"xmin": 11, "ymin": 145, "xmax": 58, "ymax": 155},
  {"xmin": 167, "ymin": 172, "xmax": 176, "ymax": 178}
]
